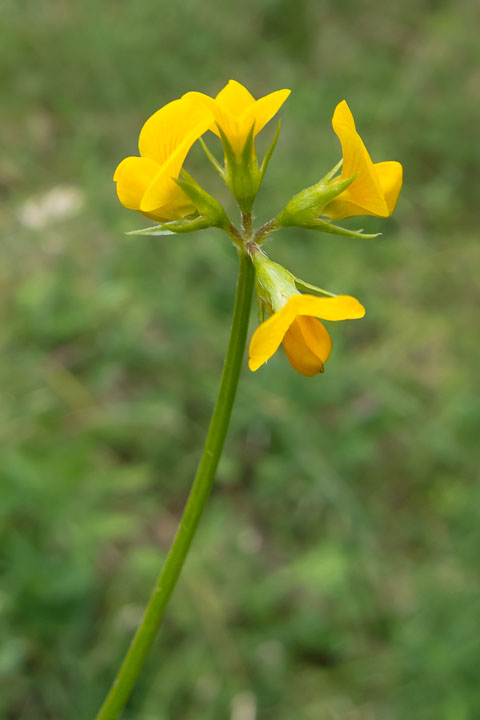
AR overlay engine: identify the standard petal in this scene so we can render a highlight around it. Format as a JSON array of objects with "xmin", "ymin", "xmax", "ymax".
[
  {"xmin": 183, "ymin": 90, "xmax": 241, "ymax": 145},
  {"xmin": 248, "ymin": 299, "xmax": 299, "ymax": 371},
  {"xmin": 114, "ymin": 156, "xmax": 160, "ymax": 210},
  {"xmin": 288, "ymin": 293, "xmax": 366, "ymax": 321},
  {"xmin": 241, "ymin": 89, "xmax": 291, "ymax": 137},
  {"xmin": 185, "ymin": 83, "xmax": 290, "ymax": 153},
  {"xmin": 283, "ymin": 317, "xmax": 332, "ymax": 376},
  {"xmin": 331, "ymin": 101, "xmax": 389, "ymax": 218},
  {"xmin": 215, "ymin": 80, "xmax": 255, "ymax": 115},
  {"xmin": 374, "ymin": 161, "xmax": 403, "ymax": 214},
  {"xmin": 138, "ymin": 98, "xmax": 213, "ymax": 165},
  {"xmin": 332, "ymin": 99, "xmax": 356, "ymax": 129},
  {"xmin": 140, "ymin": 122, "xmax": 210, "ymax": 213}
]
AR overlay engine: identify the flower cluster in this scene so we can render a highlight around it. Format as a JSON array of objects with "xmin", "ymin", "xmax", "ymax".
[{"xmin": 114, "ymin": 80, "xmax": 402, "ymax": 377}]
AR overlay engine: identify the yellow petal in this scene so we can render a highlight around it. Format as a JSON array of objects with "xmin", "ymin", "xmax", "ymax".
[
  {"xmin": 138, "ymin": 98, "xmax": 213, "ymax": 164},
  {"xmin": 282, "ymin": 317, "xmax": 332, "ymax": 376},
  {"xmin": 114, "ymin": 98, "xmax": 212, "ymax": 219},
  {"xmin": 297, "ymin": 315, "xmax": 333, "ymax": 363},
  {"xmin": 322, "ymin": 195, "xmax": 368, "ymax": 220},
  {"xmin": 182, "ymin": 90, "xmax": 241, "ymax": 147},
  {"xmin": 140, "ymin": 163, "xmax": 182, "ymax": 213},
  {"xmin": 148, "ymin": 194, "xmax": 195, "ymax": 222},
  {"xmin": 248, "ymin": 293, "xmax": 365, "ymax": 371},
  {"xmin": 114, "ymin": 155, "xmax": 194, "ymax": 220},
  {"xmin": 140, "ymin": 118, "xmax": 210, "ymax": 213},
  {"xmin": 326, "ymin": 159, "xmax": 403, "ymax": 220},
  {"xmin": 241, "ymin": 88, "xmax": 291, "ymax": 137},
  {"xmin": 184, "ymin": 83, "xmax": 290, "ymax": 154},
  {"xmin": 248, "ymin": 298, "xmax": 299, "ymax": 371},
  {"xmin": 374, "ymin": 160, "xmax": 403, "ymax": 214},
  {"xmin": 328, "ymin": 100, "xmax": 389, "ymax": 219},
  {"xmin": 113, "ymin": 156, "xmax": 160, "ymax": 210},
  {"xmin": 288, "ymin": 293, "xmax": 366, "ymax": 321},
  {"xmin": 215, "ymin": 79, "xmax": 255, "ymax": 115}
]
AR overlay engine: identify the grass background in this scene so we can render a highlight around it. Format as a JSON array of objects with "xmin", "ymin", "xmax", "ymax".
[{"xmin": 1, "ymin": 1, "xmax": 480, "ymax": 718}]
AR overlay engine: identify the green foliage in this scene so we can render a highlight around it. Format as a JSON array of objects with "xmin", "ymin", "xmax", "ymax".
[{"xmin": 1, "ymin": 0, "xmax": 480, "ymax": 718}]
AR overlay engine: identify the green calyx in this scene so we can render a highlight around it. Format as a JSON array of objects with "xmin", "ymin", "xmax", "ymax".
[
  {"xmin": 252, "ymin": 250, "xmax": 298, "ymax": 313},
  {"xmin": 276, "ymin": 175, "xmax": 356, "ymax": 228},
  {"xmin": 204, "ymin": 121, "xmax": 281, "ymax": 214},
  {"xmin": 273, "ymin": 161, "xmax": 380, "ymax": 240},
  {"xmin": 174, "ymin": 170, "xmax": 230, "ymax": 229}
]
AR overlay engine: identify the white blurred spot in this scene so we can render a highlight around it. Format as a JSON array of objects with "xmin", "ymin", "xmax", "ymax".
[
  {"xmin": 195, "ymin": 673, "xmax": 220, "ymax": 703},
  {"xmin": 18, "ymin": 185, "xmax": 84, "ymax": 229},
  {"xmin": 237, "ymin": 526, "xmax": 263, "ymax": 554},
  {"xmin": 231, "ymin": 691, "xmax": 257, "ymax": 720},
  {"xmin": 256, "ymin": 639, "xmax": 285, "ymax": 668},
  {"xmin": 116, "ymin": 603, "xmax": 143, "ymax": 630}
]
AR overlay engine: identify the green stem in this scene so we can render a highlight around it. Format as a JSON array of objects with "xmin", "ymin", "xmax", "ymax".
[{"xmin": 95, "ymin": 249, "xmax": 255, "ymax": 720}]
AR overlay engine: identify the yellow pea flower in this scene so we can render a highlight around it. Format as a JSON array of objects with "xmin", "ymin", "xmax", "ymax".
[
  {"xmin": 249, "ymin": 294, "xmax": 366, "ymax": 377},
  {"xmin": 323, "ymin": 100, "xmax": 403, "ymax": 221},
  {"xmin": 183, "ymin": 79, "xmax": 290, "ymax": 154},
  {"xmin": 113, "ymin": 98, "xmax": 213, "ymax": 221}
]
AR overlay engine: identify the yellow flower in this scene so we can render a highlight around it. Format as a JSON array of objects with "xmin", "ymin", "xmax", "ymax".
[
  {"xmin": 183, "ymin": 80, "xmax": 290, "ymax": 154},
  {"xmin": 249, "ymin": 294, "xmax": 365, "ymax": 377},
  {"xmin": 323, "ymin": 100, "xmax": 403, "ymax": 221},
  {"xmin": 113, "ymin": 98, "xmax": 213, "ymax": 221}
]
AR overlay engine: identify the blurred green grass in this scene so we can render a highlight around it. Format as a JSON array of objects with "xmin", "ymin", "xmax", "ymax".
[{"xmin": 1, "ymin": 1, "xmax": 480, "ymax": 718}]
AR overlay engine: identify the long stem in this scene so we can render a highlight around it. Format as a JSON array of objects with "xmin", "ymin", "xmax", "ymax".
[{"xmin": 95, "ymin": 249, "xmax": 255, "ymax": 720}]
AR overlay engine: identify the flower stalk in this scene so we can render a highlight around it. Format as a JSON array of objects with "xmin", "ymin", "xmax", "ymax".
[{"xmin": 95, "ymin": 249, "xmax": 255, "ymax": 720}]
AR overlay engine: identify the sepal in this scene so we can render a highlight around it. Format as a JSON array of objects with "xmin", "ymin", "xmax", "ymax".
[
  {"xmin": 174, "ymin": 170, "xmax": 230, "ymax": 229},
  {"xmin": 218, "ymin": 122, "xmax": 261, "ymax": 213},
  {"xmin": 259, "ymin": 120, "xmax": 281, "ymax": 184},
  {"xmin": 257, "ymin": 297, "xmax": 267, "ymax": 324},
  {"xmin": 127, "ymin": 226, "xmax": 176, "ymax": 236},
  {"xmin": 293, "ymin": 277, "xmax": 337, "ymax": 298},
  {"xmin": 126, "ymin": 216, "xmax": 209, "ymax": 236},
  {"xmin": 298, "ymin": 218, "xmax": 380, "ymax": 239},
  {"xmin": 210, "ymin": 119, "xmax": 283, "ymax": 213},
  {"xmin": 252, "ymin": 250, "xmax": 297, "ymax": 313},
  {"xmin": 199, "ymin": 137, "xmax": 225, "ymax": 178}
]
